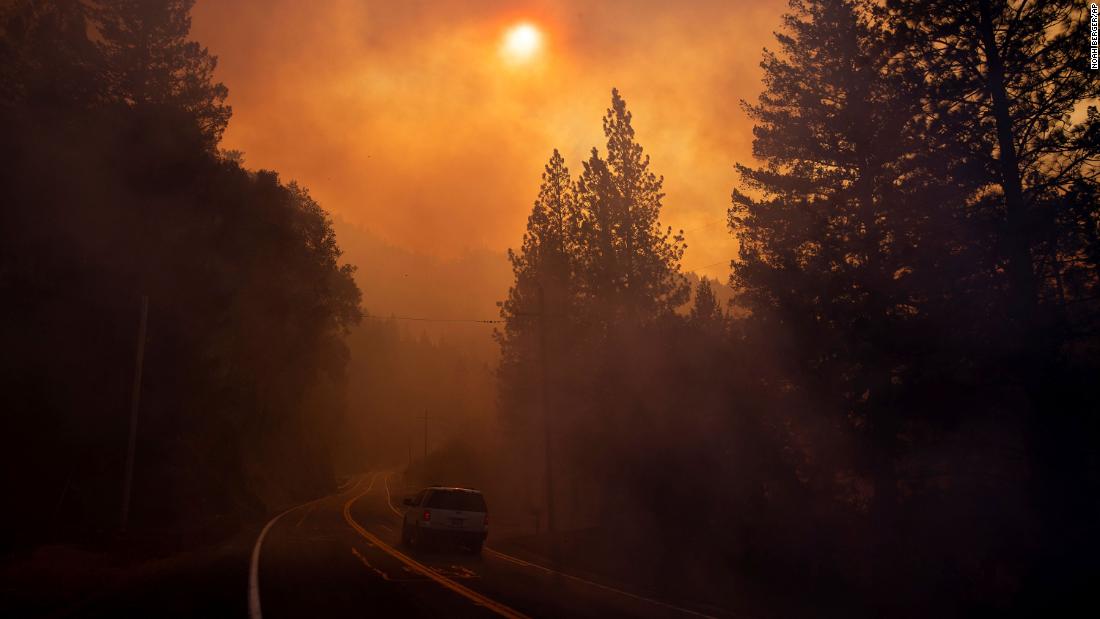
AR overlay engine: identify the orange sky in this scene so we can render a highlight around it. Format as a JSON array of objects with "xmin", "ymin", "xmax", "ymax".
[{"xmin": 191, "ymin": 0, "xmax": 786, "ymax": 277}]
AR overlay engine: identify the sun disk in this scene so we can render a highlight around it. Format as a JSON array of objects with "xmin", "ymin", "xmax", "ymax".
[{"xmin": 501, "ymin": 22, "xmax": 543, "ymax": 63}]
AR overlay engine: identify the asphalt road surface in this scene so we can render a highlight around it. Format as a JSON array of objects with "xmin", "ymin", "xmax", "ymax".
[{"xmin": 246, "ymin": 472, "xmax": 720, "ymax": 619}]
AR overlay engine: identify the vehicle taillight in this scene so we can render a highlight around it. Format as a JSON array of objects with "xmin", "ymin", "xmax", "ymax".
[{"xmin": 422, "ymin": 510, "xmax": 431, "ymax": 522}]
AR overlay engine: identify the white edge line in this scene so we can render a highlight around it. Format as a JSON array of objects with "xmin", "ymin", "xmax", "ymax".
[
  {"xmin": 248, "ymin": 507, "xmax": 292, "ymax": 619},
  {"xmin": 345, "ymin": 477, "xmax": 527, "ymax": 619},
  {"xmin": 380, "ymin": 475, "xmax": 714, "ymax": 619},
  {"xmin": 248, "ymin": 473, "xmax": 373, "ymax": 619},
  {"xmin": 383, "ymin": 473, "xmax": 404, "ymax": 517}
]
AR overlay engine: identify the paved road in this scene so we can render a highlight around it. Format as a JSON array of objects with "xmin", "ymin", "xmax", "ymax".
[{"xmin": 249, "ymin": 472, "xmax": 719, "ymax": 619}]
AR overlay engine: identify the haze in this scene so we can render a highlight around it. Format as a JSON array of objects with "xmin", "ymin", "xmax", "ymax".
[
  {"xmin": 2, "ymin": 1, "xmax": 1096, "ymax": 618},
  {"xmin": 191, "ymin": 0, "xmax": 781, "ymax": 272}
]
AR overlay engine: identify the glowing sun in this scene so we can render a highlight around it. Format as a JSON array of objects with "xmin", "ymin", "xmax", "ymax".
[{"xmin": 501, "ymin": 22, "xmax": 543, "ymax": 64}]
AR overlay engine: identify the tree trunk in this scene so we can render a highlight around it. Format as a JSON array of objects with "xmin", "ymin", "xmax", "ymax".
[{"xmin": 976, "ymin": 0, "xmax": 1038, "ymax": 331}]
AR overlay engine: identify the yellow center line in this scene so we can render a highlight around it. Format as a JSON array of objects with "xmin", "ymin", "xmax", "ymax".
[
  {"xmin": 250, "ymin": 473, "xmax": 375, "ymax": 619},
  {"xmin": 350, "ymin": 546, "xmax": 424, "ymax": 583},
  {"xmin": 481, "ymin": 548, "xmax": 714, "ymax": 618},
  {"xmin": 378, "ymin": 473, "xmax": 714, "ymax": 618},
  {"xmin": 344, "ymin": 474, "xmax": 528, "ymax": 619}
]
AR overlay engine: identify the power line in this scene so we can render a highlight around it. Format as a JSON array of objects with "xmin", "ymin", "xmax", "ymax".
[
  {"xmin": 683, "ymin": 258, "xmax": 731, "ymax": 273},
  {"xmin": 676, "ymin": 216, "xmax": 728, "ymax": 235},
  {"xmin": 360, "ymin": 258, "xmax": 733, "ymax": 325},
  {"xmin": 363, "ymin": 315, "xmax": 503, "ymax": 324}
]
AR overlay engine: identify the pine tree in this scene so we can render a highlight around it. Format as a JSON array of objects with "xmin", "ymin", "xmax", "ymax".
[
  {"xmin": 890, "ymin": 0, "xmax": 1100, "ymax": 339},
  {"xmin": 0, "ymin": 1, "xmax": 104, "ymax": 110},
  {"xmin": 94, "ymin": 0, "xmax": 230, "ymax": 143},
  {"xmin": 890, "ymin": 0, "xmax": 1100, "ymax": 580},
  {"xmin": 734, "ymin": 0, "xmax": 1100, "ymax": 600},
  {"xmin": 575, "ymin": 89, "xmax": 688, "ymax": 327},
  {"xmin": 689, "ymin": 278, "xmax": 721, "ymax": 322},
  {"xmin": 499, "ymin": 149, "xmax": 577, "ymax": 330},
  {"xmin": 731, "ymin": 0, "xmax": 935, "ymax": 424},
  {"xmin": 497, "ymin": 150, "xmax": 578, "ymax": 428},
  {"xmin": 729, "ymin": 0, "xmax": 966, "ymax": 583}
]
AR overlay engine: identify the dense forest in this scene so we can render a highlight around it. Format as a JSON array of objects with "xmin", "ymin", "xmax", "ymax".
[
  {"xmin": 495, "ymin": 0, "xmax": 1098, "ymax": 615},
  {"xmin": 1, "ymin": 0, "xmax": 1097, "ymax": 616},
  {"xmin": 0, "ymin": 0, "xmax": 361, "ymax": 550}
]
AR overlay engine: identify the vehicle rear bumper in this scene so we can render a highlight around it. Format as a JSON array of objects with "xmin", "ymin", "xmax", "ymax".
[{"xmin": 421, "ymin": 527, "xmax": 487, "ymax": 543}]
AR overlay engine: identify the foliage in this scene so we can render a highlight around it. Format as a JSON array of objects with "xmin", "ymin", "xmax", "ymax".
[
  {"xmin": 0, "ymin": 0, "xmax": 360, "ymax": 549},
  {"xmin": 729, "ymin": 0, "xmax": 1099, "ymax": 611},
  {"xmin": 574, "ymin": 89, "xmax": 689, "ymax": 326},
  {"xmin": 496, "ymin": 1, "xmax": 1098, "ymax": 614},
  {"xmin": 94, "ymin": 0, "xmax": 231, "ymax": 144}
]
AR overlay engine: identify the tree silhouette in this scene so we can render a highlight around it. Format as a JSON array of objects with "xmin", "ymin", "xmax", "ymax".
[
  {"xmin": 0, "ymin": 1, "xmax": 104, "ymax": 111},
  {"xmin": 729, "ymin": 0, "xmax": 1100, "ymax": 610},
  {"xmin": 688, "ymin": 278, "xmax": 721, "ymax": 326},
  {"xmin": 891, "ymin": 0, "xmax": 1100, "ymax": 357},
  {"xmin": 497, "ymin": 149, "xmax": 579, "ymax": 432},
  {"xmin": 574, "ymin": 89, "xmax": 688, "ymax": 327},
  {"xmin": 0, "ymin": 0, "xmax": 359, "ymax": 550},
  {"xmin": 730, "ymin": 0, "xmax": 938, "ymax": 548},
  {"xmin": 94, "ymin": 0, "xmax": 230, "ymax": 144},
  {"xmin": 891, "ymin": 1, "xmax": 1100, "ymax": 585}
]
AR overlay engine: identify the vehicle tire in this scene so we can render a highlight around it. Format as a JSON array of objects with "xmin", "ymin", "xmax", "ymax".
[
  {"xmin": 401, "ymin": 522, "xmax": 411, "ymax": 546},
  {"xmin": 412, "ymin": 526, "xmax": 429, "ymax": 551}
]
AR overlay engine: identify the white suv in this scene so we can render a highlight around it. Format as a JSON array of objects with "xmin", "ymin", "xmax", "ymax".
[{"xmin": 400, "ymin": 486, "xmax": 488, "ymax": 554}]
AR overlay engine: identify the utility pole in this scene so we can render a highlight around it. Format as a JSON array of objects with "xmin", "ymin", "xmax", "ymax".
[
  {"xmin": 420, "ymin": 409, "xmax": 429, "ymax": 483},
  {"xmin": 536, "ymin": 283, "xmax": 557, "ymax": 548},
  {"xmin": 120, "ymin": 294, "xmax": 148, "ymax": 531},
  {"xmin": 514, "ymin": 283, "xmax": 557, "ymax": 559}
]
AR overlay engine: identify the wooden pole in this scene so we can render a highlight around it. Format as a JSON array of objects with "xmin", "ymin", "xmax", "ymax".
[{"xmin": 120, "ymin": 294, "xmax": 148, "ymax": 531}]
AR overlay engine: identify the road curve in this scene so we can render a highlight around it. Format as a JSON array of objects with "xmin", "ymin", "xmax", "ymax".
[{"xmin": 250, "ymin": 472, "xmax": 724, "ymax": 618}]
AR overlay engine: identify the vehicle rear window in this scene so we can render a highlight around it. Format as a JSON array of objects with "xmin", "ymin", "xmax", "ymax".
[{"xmin": 426, "ymin": 490, "xmax": 487, "ymax": 512}]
